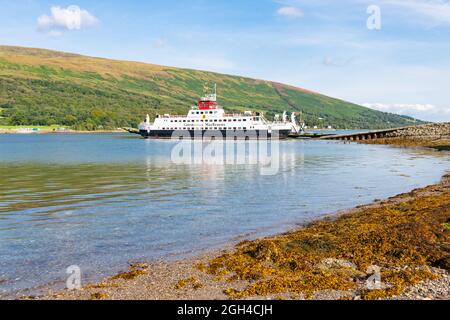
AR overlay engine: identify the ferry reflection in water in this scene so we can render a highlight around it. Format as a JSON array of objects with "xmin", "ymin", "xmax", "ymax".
[{"xmin": 0, "ymin": 133, "xmax": 448, "ymax": 297}]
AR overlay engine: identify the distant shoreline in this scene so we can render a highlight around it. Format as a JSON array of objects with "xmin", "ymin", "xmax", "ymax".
[
  {"xmin": 0, "ymin": 128, "xmax": 425, "ymax": 136},
  {"xmin": 0, "ymin": 128, "xmax": 126, "ymax": 134}
]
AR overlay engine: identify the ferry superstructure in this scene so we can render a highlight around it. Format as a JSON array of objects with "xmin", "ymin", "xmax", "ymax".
[{"xmin": 139, "ymin": 85, "xmax": 299, "ymax": 139}]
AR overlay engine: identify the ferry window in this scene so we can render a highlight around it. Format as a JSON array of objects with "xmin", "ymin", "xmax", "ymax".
[
  {"xmin": 196, "ymin": 112, "xmax": 200, "ymax": 115},
  {"xmin": 233, "ymin": 119, "xmax": 237, "ymax": 122}
]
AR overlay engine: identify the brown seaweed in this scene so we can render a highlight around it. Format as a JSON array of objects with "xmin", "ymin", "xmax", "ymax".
[{"xmin": 201, "ymin": 175, "xmax": 450, "ymax": 299}]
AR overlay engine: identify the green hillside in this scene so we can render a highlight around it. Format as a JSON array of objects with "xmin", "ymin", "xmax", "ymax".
[{"xmin": 0, "ymin": 45, "xmax": 421, "ymax": 130}]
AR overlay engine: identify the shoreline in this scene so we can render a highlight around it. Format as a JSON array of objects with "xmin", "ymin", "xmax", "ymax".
[
  {"xmin": 0, "ymin": 129, "xmax": 126, "ymax": 135},
  {"xmin": 26, "ymin": 170, "xmax": 449, "ymax": 301},
  {"xmin": 361, "ymin": 137, "xmax": 450, "ymax": 152}
]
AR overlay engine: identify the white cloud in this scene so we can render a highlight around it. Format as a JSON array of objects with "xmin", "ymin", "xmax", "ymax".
[
  {"xmin": 47, "ymin": 30, "xmax": 64, "ymax": 37},
  {"xmin": 322, "ymin": 56, "xmax": 353, "ymax": 67},
  {"xmin": 152, "ymin": 39, "xmax": 166, "ymax": 49},
  {"xmin": 363, "ymin": 103, "xmax": 450, "ymax": 121},
  {"xmin": 37, "ymin": 5, "xmax": 98, "ymax": 33},
  {"xmin": 381, "ymin": 0, "xmax": 450, "ymax": 25},
  {"xmin": 277, "ymin": 6, "xmax": 304, "ymax": 18},
  {"xmin": 363, "ymin": 103, "xmax": 437, "ymax": 113}
]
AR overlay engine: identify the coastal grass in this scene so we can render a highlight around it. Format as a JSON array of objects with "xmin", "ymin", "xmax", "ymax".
[{"xmin": 200, "ymin": 175, "xmax": 450, "ymax": 299}]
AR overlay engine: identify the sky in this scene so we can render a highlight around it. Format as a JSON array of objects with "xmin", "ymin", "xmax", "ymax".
[{"xmin": 0, "ymin": 0, "xmax": 449, "ymax": 122}]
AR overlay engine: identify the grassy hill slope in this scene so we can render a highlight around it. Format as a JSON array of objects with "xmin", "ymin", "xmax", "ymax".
[{"xmin": 0, "ymin": 46, "xmax": 421, "ymax": 130}]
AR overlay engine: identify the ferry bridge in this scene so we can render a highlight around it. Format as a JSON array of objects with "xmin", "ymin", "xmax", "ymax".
[
  {"xmin": 318, "ymin": 127, "xmax": 408, "ymax": 141},
  {"xmin": 287, "ymin": 126, "xmax": 414, "ymax": 140},
  {"xmin": 317, "ymin": 123, "xmax": 449, "ymax": 141}
]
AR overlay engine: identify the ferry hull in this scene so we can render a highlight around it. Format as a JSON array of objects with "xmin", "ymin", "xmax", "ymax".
[{"xmin": 139, "ymin": 129, "xmax": 291, "ymax": 140}]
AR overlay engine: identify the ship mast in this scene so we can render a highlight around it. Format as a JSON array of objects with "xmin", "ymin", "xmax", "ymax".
[{"xmin": 198, "ymin": 82, "xmax": 219, "ymax": 110}]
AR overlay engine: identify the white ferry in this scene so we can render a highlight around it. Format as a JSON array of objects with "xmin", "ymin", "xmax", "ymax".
[{"xmin": 139, "ymin": 85, "xmax": 299, "ymax": 139}]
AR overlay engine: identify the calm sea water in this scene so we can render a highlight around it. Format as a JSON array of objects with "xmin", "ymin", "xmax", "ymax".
[{"xmin": 0, "ymin": 133, "xmax": 448, "ymax": 297}]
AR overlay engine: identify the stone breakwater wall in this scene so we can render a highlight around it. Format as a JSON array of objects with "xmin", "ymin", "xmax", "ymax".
[{"xmin": 387, "ymin": 123, "xmax": 450, "ymax": 138}]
